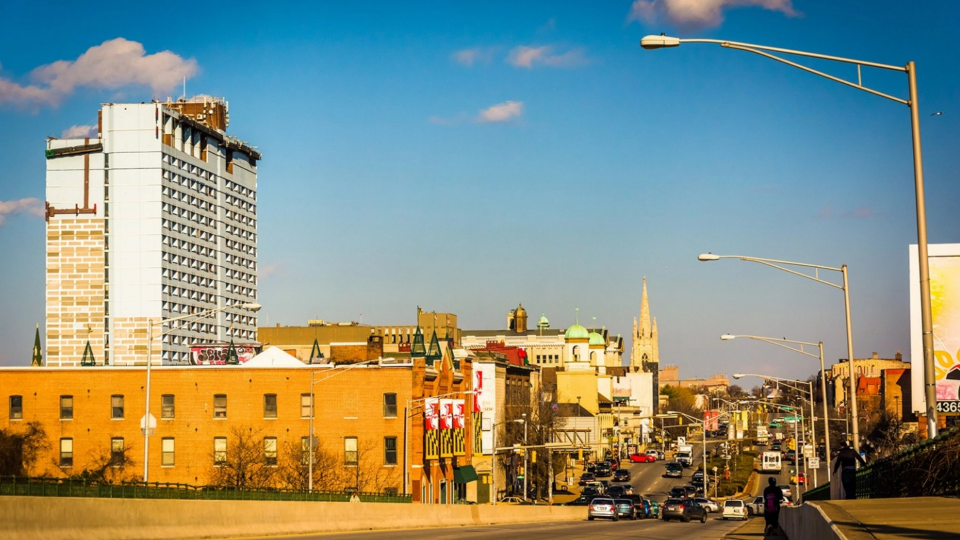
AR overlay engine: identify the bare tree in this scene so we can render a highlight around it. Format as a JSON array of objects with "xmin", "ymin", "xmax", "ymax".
[
  {"xmin": 0, "ymin": 421, "xmax": 48, "ymax": 476},
  {"xmin": 208, "ymin": 425, "xmax": 278, "ymax": 489},
  {"xmin": 67, "ymin": 441, "xmax": 137, "ymax": 484},
  {"xmin": 277, "ymin": 438, "xmax": 343, "ymax": 492}
]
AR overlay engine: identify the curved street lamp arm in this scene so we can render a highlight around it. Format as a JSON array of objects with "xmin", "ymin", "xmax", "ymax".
[
  {"xmin": 731, "ymin": 256, "xmax": 845, "ymax": 290},
  {"xmin": 734, "ymin": 335, "xmax": 820, "ymax": 360},
  {"xmin": 721, "ymin": 43, "xmax": 908, "ymax": 105}
]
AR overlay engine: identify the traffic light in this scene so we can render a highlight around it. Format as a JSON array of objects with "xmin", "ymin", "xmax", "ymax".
[
  {"xmin": 678, "ymin": 416, "xmax": 683, "ymax": 425},
  {"xmin": 578, "ymin": 448, "xmax": 583, "ymax": 460},
  {"xmin": 531, "ymin": 450, "xmax": 537, "ymax": 464}
]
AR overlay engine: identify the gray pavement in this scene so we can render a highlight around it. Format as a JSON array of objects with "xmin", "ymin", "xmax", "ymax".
[{"xmin": 810, "ymin": 497, "xmax": 960, "ymax": 540}]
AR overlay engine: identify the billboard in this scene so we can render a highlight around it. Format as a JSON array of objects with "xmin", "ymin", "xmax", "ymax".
[
  {"xmin": 704, "ymin": 410, "xmax": 720, "ymax": 431},
  {"xmin": 911, "ymin": 244, "xmax": 960, "ymax": 416}
]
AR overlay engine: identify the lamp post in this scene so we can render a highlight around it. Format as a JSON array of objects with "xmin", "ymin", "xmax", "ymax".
[
  {"xmin": 308, "ymin": 358, "xmax": 381, "ymax": 492},
  {"xmin": 489, "ymin": 417, "xmax": 526, "ymax": 505},
  {"xmin": 521, "ymin": 413, "xmax": 529, "ymax": 500},
  {"xmin": 666, "ymin": 411, "xmax": 707, "ymax": 481},
  {"xmin": 723, "ymin": 335, "xmax": 831, "ymax": 482},
  {"xmin": 700, "ymin": 254, "xmax": 859, "ymax": 451},
  {"xmin": 735, "ymin": 373, "xmax": 818, "ymax": 487},
  {"xmin": 142, "ymin": 301, "xmax": 261, "ymax": 483},
  {"xmin": 642, "ymin": 35, "xmax": 936, "ymax": 440}
]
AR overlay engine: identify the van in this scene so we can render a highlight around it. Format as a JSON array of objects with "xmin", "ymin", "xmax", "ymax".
[{"xmin": 760, "ymin": 451, "xmax": 782, "ymax": 473}]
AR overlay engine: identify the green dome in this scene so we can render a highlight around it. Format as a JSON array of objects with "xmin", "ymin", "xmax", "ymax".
[
  {"xmin": 588, "ymin": 332, "xmax": 604, "ymax": 346},
  {"xmin": 564, "ymin": 323, "xmax": 589, "ymax": 340},
  {"xmin": 538, "ymin": 314, "xmax": 549, "ymax": 326}
]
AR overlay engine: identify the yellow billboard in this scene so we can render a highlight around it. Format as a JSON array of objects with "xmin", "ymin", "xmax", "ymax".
[{"xmin": 911, "ymin": 244, "xmax": 960, "ymax": 415}]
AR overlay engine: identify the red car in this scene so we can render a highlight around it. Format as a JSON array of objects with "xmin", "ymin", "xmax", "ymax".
[{"xmin": 628, "ymin": 453, "xmax": 656, "ymax": 463}]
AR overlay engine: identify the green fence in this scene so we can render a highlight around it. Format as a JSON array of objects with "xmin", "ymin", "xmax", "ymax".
[
  {"xmin": 0, "ymin": 476, "xmax": 412, "ymax": 504},
  {"xmin": 803, "ymin": 426, "xmax": 960, "ymax": 502}
]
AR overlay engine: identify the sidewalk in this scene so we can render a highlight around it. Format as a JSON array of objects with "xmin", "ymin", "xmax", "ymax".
[{"xmin": 726, "ymin": 497, "xmax": 960, "ymax": 540}]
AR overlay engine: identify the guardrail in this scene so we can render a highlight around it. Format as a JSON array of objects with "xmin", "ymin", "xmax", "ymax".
[
  {"xmin": 803, "ymin": 426, "xmax": 960, "ymax": 501},
  {"xmin": 0, "ymin": 476, "xmax": 412, "ymax": 503}
]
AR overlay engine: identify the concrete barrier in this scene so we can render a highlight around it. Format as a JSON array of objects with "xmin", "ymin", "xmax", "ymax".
[
  {"xmin": 1, "ymin": 496, "xmax": 586, "ymax": 540},
  {"xmin": 780, "ymin": 502, "xmax": 845, "ymax": 540}
]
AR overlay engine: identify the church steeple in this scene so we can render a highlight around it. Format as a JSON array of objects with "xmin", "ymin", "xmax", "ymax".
[{"xmin": 639, "ymin": 276, "xmax": 651, "ymax": 338}]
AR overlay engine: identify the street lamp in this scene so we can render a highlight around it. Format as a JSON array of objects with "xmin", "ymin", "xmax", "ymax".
[
  {"xmin": 142, "ymin": 301, "xmax": 261, "ymax": 483},
  {"xmin": 309, "ymin": 358, "xmax": 381, "ymax": 492},
  {"xmin": 734, "ymin": 373, "xmax": 817, "ymax": 487},
  {"xmin": 520, "ymin": 413, "xmax": 529, "ymax": 501},
  {"xmin": 666, "ymin": 410, "xmax": 708, "ymax": 481},
  {"xmin": 643, "ymin": 35, "xmax": 936, "ymax": 439},
  {"xmin": 703, "ymin": 254, "xmax": 859, "ymax": 451},
  {"xmin": 723, "ymin": 334, "xmax": 831, "ymax": 482}
]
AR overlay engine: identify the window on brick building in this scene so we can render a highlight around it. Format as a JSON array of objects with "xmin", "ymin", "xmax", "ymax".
[
  {"xmin": 60, "ymin": 395, "xmax": 73, "ymax": 420},
  {"xmin": 383, "ymin": 393, "xmax": 397, "ymax": 418},
  {"xmin": 110, "ymin": 438, "xmax": 124, "ymax": 466},
  {"xmin": 344, "ymin": 437, "xmax": 358, "ymax": 466},
  {"xmin": 161, "ymin": 395, "xmax": 175, "ymax": 419},
  {"xmin": 9, "ymin": 395, "xmax": 22, "ymax": 420},
  {"xmin": 384, "ymin": 437, "xmax": 398, "ymax": 465},
  {"xmin": 162, "ymin": 438, "xmax": 175, "ymax": 467},
  {"xmin": 60, "ymin": 438, "xmax": 73, "ymax": 467},
  {"xmin": 301, "ymin": 393, "xmax": 312, "ymax": 419},
  {"xmin": 264, "ymin": 394, "xmax": 277, "ymax": 419},
  {"xmin": 264, "ymin": 437, "xmax": 278, "ymax": 466},
  {"xmin": 111, "ymin": 395, "xmax": 124, "ymax": 419},
  {"xmin": 214, "ymin": 437, "xmax": 227, "ymax": 466},
  {"xmin": 214, "ymin": 394, "xmax": 227, "ymax": 418}
]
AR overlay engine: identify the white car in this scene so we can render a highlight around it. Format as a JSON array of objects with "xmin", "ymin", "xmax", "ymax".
[
  {"xmin": 746, "ymin": 496, "xmax": 765, "ymax": 515},
  {"xmin": 722, "ymin": 499, "xmax": 748, "ymax": 521}
]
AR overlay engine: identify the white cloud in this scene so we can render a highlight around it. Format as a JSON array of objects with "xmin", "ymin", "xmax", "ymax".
[
  {"xmin": 0, "ymin": 198, "xmax": 44, "ymax": 226},
  {"xmin": 452, "ymin": 48, "xmax": 490, "ymax": 67},
  {"xmin": 507, "ymin": 45, "xmax": 587, "ymax": 68},
  {"xmin": 477, "ymin": 101, "xmax": 523, "ymax": 123},
  {"xmin": 259, "ymin": 263, "xmax": 284, "ymax": 281},
  {"xmin": 628, "ymin": 0, "xmax": 798, "ymax": 29},
  {"xmin": 61, "ymin": 125, "xmax": 96, "ymax": 138},
  {"xmin": 0, "ymin": 38, "xmax": 198, "ymax": 109}
]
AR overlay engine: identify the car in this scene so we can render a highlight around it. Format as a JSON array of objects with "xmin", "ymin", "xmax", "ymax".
[
  {"xmin": 578, "ymin": 472, "xmax": 596, "ymax": 486},
  {"xmin": 661, "ymin": 498, "xmax": 708, "ymax": 523},
  {"xmin": 664, "ymin": 462, "xmax": 683, "ymax": 478},
  {"xmin": 647, "ymin": 449, "xmax": 664, "ymax": 460},
  {"xmin": 647, "ymin": 499, "xmax": 660, "ymax": 518},
  {"xmin": 566, "ymin": 495, "xmax": 593, "ymax": 506},
  {"xmin": 790, "ymin": 471, "xmax": 806, "ymax": 485},
  {"xmin": 595, "ymin": 464, "xmax": 613, "ymax": 477},
  {"xmin": 613, "ymin": 469, "xmax": 631, "ymax": 482},
  {"xmin": 615, "ymin": 483, "xmax": 635, "ymax": 495},
  {"xmin": 771, "ymin": 443, "xmax": 782, "ymax": 454},
  {"xmin": 608, "ymin": 459, "xmax": 621, "ymax": 471},
  {"xmin": 629, "ymin": 453, "xmax": 655, "ymax": 463},
  {"xmin": 605, "ymin": 485, "xmax": 626, "ymax": 499},
  {"xmin": 721, "ymin": 499, "xmax": 748, "ymax": 520},
  {"xmin": 588, "ymin": 498, "xmax": 619, "ymax": 521},
  {"xmin": 691, "ymin": 471, "xmax": 705, "ymax": 488},
  {"xmin": 614, "ymin": 499, "xmax": 638, "ymax": 520},
  {"xmin": 778, "ymin": 484, "xmax": 793, "ymax": 500},
  {"xmin": 582, "ymin": 487, "xmax": 602, "ymax": 499},
  {"xmin": 693, "ymin": 497, "xmax": 720, "ymax": 513},
  {"xmin": 634, "ymin": 497, "xmax": 652, "ymax": 518},
  {"xmin": 746, "ymin": 495, "xmax": 765, "ymax": 516},
  {"xmin": 668, "ymin": 486, "xmax": 687, "ymax": 498}
]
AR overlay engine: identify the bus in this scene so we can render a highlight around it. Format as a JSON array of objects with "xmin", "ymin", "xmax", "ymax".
[{"xmin": 760, "ymin": 451, "xmax": 782, "ymax": 473}]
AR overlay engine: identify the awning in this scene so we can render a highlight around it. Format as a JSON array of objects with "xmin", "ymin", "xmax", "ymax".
[{"xmin": 453, "ymin": 465, "xmax": 478, "ymax": 483}]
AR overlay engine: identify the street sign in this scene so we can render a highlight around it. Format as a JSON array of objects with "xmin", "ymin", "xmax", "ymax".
[
  {"xmin": 140, "ymin": 413, "xmax": 157, "ymax": 436},
  {"xmin": 803, "ymin": 444, "xmax": 815, "ymax": 458},
  {"xmin": 677, "ymin": 437, "xmax": 686, "ymax": 446},
  {"xmin": 807, "ymin": 457, "xmax": 820, "ymax": 469}
]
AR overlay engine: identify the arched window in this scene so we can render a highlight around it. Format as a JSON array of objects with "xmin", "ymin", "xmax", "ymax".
[{"xmin": 573, "ymin": 345, "xmax": 580, "ymax": 361}]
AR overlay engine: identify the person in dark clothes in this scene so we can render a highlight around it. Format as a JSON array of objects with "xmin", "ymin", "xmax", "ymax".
[
  {"xmin": 833, "ymin": 442, "xmax": 867, "ymax": 499},
  {"xmin": 762, "ymin": 476, "xmax": 784, "ymax": 536}
]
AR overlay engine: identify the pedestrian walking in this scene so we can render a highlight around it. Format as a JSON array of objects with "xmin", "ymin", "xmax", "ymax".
[
  {"xmin": 833, "ymin": 442, "xmax": 867, "ymax": 499},
  {"xmin": 762, "ymin": 476, "xmax": 784, "ymax": 536}
]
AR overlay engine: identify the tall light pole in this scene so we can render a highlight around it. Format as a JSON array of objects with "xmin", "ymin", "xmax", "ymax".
[
  {"xmin": 723, "ymin": 335, "xmax": 831, "ymax": 482},
  {"xmin": 142, "ymin": 301, "xmax": 261, "ymax": 483},
  {"xmin": 642, "ymin": 35, "xmax": 936, "ymax": 439},
  {"xmin": 735, "ymin": 374, "xmax": 819, "ymax": 487},
  {"xmin": 521, "ymin": 413, "xmax": 528, "ymax": 500},
  {"xmin": 666, "ymin": 411, "xmax": 707, "ymax": 481},
  {"xmin": 309, "ymin": 358, "xmax": 381, "ymax": 492},
  {"xmin": 700, "ymin": 254, "xmax": 859, "ymax": 451}
]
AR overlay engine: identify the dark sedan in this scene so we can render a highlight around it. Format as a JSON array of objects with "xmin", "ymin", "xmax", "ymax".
[
  {"xmin": 613, "ymin": 469, "xmax": 630, "ymax": 482},
  {"xmin": 578, "ymin": 472, "xmax": 596, "ymax": 486},
  {"xmin": 661, "ymin": 498, "xmax": 708, "ymax": 523}
]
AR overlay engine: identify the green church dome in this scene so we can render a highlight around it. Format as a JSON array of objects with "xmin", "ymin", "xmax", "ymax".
[
  {"xmin": 588, "ymin": 331, "xmax": 605, "ymax": 346},
  {"xmin": 564, "ymin": 323, "xmax": 589, "ymax": 340}
]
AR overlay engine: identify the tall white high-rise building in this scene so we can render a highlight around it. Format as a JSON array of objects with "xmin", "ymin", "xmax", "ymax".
[{"xmin": 45, "ymin": 98, "xmax": 260, "ymax": 366}]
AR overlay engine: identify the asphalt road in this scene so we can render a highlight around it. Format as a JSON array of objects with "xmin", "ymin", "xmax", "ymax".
[{"xmin": 231, "ymin": 516, "xmax": 751, "ymax": 540}]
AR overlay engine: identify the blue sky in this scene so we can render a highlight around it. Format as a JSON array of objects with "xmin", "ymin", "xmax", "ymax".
[{"xmin": 1, "ymin": 1, "xmax": 959, "ymax": 389}]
